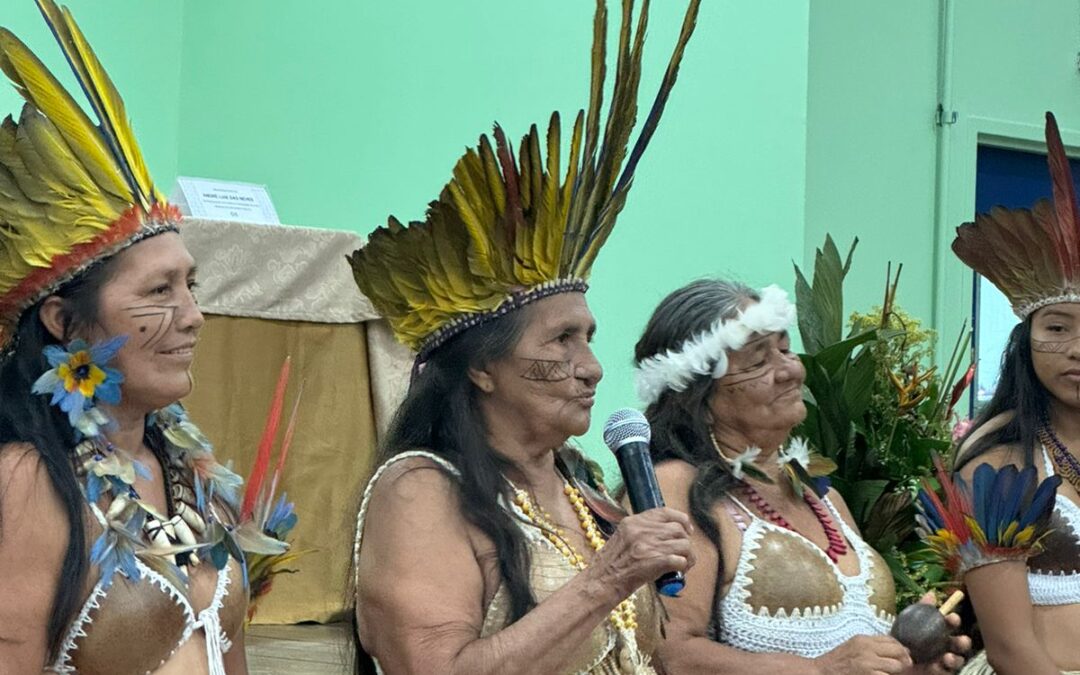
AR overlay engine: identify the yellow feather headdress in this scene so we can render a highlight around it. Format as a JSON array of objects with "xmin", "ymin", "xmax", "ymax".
[
  {"xmin": 0, "ymin": 0, "xmax": 179, "ymax": 353},
  {"xmin": 348, "ymin": 0, "xmax": 701, "ymax": 359}
]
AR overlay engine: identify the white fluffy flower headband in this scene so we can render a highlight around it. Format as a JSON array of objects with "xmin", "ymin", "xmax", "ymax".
[{"xmin": 635, "ymin": 285, "xmax": 797, "ymax": 405}]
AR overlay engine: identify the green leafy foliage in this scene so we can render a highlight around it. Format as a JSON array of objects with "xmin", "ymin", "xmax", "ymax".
[{"xmin": 793, "ymin": 238, "xmax": 971, "ymax": 610}]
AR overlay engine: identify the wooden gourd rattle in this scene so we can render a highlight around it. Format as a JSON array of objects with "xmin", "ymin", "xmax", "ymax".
[{"xmin": 889, "ymin": 590, "xmax": 964, "ymax": 664}]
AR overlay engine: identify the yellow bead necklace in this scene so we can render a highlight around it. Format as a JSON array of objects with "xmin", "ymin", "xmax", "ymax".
[{"xmin": 512, "ymin": 482, "xmax": 638, "ymax": 632}]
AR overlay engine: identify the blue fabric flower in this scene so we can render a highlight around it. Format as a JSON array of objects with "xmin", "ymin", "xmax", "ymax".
[{"xmin": 32, "ymin": 336, "xmax": 127, "ymax": 436}]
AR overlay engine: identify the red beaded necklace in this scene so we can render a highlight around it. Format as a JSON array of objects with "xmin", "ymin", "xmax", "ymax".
[{"xmin": 740, "ymin": 482, "xmax": 849, "ymax": 563}]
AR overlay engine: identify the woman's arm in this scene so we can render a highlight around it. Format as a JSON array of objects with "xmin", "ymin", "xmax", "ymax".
[
  {"xmin": 652, "ymin": 461, "xmax": 912, "ymax": 675},
  {"xmin": 223, "ymin": 629, "xmax": 248, "ymax": 674},
  {"xmin": 955, "ymin": 448, "xmax": 1058, "ymax": 675},
  {"xmin": 0, "ymin": 444, "xmax": 69, "ymax": 673},
  {"xmin": 356, "ymin": 459, "xmax": 691, "ymax": 675},
  {"xmin": 964, "ymin": 561, "xmax": 1056, "ymax": 675}
]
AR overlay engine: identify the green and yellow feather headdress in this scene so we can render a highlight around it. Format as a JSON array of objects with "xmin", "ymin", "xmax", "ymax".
[
  {"xmin": 0, "ymin": 0, "xmax": 178, "ymax": 353},
  {"xmin": 348, "ymin": 0, "xmax": 701, "ymax": 360}
]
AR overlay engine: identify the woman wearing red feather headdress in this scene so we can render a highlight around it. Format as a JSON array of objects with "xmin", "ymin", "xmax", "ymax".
[{"xmin": 950, "ymin": 112, "xmax": 1080, "ymax": 674}]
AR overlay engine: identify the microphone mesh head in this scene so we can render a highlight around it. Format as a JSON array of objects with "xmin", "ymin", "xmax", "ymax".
[{"xmin": 602, "ymin": 408, "xmax": 651, "ymax": 453}]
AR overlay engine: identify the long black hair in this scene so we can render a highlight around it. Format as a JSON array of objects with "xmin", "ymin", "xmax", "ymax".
[
  {"xmin": 353, "ymin": 306, "xmax": 541, "ymax": 670},
  {"xmin": 955, "ymin": 318, "xmax": 1048, "ymax": 471},
  {"xmin": 0, "ymin": 256, "xmax": 120, "ymax": 662},
  {"xmin": 634, "ymin": 278, "xmax": 759, "ymax": 637}
]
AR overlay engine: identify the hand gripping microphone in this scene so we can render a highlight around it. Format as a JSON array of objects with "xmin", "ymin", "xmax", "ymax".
[{"xmin": 602, "ymin": 408, "xmax": 686, "ymax": 597}]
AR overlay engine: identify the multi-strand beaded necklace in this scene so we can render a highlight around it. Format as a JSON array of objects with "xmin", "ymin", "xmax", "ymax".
[
  {"xmin": 1038, "ymin": 420, "xmax": 1080, "ymax": 494},
  {"xmin": 712, "ymin": 435, "xmax": 848, "ymax": 563},
  {"xmin": 511, "ymin": 483, "xmax": 638, "ymax": 632}
]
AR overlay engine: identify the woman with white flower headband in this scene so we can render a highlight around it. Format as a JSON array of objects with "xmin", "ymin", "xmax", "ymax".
[{"xmin": 632, "ymin": 278, "xmax": 970, "ymax": 674}]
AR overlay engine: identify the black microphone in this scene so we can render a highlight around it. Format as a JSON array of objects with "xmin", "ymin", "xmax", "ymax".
[{"xmin": 602, "ymin": 408, "xmax": 686, "ymax": 597}]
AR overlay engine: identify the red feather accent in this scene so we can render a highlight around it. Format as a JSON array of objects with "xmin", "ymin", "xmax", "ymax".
[
  {"xmin": 265, "ymin": 381, "xmax": 304, "ymax": 521},
  {"xmin": 492, "ymin": 124, "xmax": 525, "ymax": 243},
  {"xmin": 242, "ymin": 356, "xmax": 291, "ymax": 521},
  {"xmin": 928, "ymin": 453, "xmax": 972, "ymax": 542},
  {"xmin": 1045, "ymin": 112, "xmax": 1080, "ymax": 282}
]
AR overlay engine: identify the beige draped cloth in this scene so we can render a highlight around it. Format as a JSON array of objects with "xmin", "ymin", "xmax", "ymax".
[{"xmin": 179, "ymin": 218, "xmax": 412, "ymax": 623}]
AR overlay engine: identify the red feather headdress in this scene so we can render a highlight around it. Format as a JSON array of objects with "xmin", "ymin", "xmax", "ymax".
[{"xmin": 953, "ymin": 112, "xmax": 1080, "ymax": 318}]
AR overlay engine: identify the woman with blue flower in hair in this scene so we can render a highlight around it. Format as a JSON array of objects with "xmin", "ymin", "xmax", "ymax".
[{"xmin": 0, "ymin": 2, "xmax": 259, "ymax": 673}]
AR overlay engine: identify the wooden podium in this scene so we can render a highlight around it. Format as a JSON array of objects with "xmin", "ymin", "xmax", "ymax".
[{"xmin": 180, "ymin": 218, "xmax": 411, "ymax": 624}]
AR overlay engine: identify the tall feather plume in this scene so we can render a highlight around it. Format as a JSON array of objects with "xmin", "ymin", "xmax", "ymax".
[
  {"xmin": 0, "ymin": 28, "xmax": 128, "ymax": 200},
  {"xmin": 572, "ymin": 0, "xmax": 701, "ymax": 276},
  {"xmin": 349, "ymin": 0, "xmax": 700, "ymax": 354},
  {"xmin": 0, "ymin": 2, "xmax": 176, "ymax": 351},
  {"xmin": 1043, "ymin": 111, "xmax": 1080, "ymax": 282},
  {"xmin": 242, "ymin": 357, "xmax": 291, "ymax": 522},
  {"xmin": 35, "ymin": 0, "xmax": 158, "ymax": 208},
  {"xmin": 953, "ymin": 112, "xmax": 1080, "ymax": 317}
]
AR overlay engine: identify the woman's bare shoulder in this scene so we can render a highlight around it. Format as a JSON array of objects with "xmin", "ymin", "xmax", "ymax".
[{"xmin": 956, "ymin": 411, "xmax": 1026, "ymax": 479}]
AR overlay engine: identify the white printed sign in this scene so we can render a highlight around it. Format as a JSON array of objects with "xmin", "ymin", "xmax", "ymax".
[{"xmin": 172, "ymin": 177, "xmax": 281, "ymax": 225}]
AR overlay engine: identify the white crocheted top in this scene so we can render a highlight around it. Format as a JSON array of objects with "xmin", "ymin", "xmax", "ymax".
[
  {"xmin": 1028, "ymin": 446, "xmax": 1080, "ymax": 606},
  {"xmin": 712, "ymin": 495, "xmax": 894, "ymax": 657}
]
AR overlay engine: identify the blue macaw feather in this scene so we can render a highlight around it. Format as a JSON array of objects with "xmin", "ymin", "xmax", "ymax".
[
  {"xmin": 972, "ymin": 462, "xmax": 996, "ymax": 533},
  {"xmin": 106, "ymin": 475, "xmax": 127, "ymax": 495},
  {"xmin": 267, "ymin": 494, "xmax": 295, "ymax": 532},
  {"xmin": 89, "ymin": 531, "xmax": 113, "ymax": 563},
  {"xmin": 998, "ymin": 466, "xmax": 1034, "ymax": 534},
  {"xmin": 119, "ymin": 549, "xmax": 142, "ymax": 580},
  {"xmin": 987, "ymin": 465, "xmax": 1017, "ymax": 541},
  {"xmin": 97, "ymin": 557, "xmax": 119, "ymax": 590},
  {"xmin": 917, "ymin": 490, "xmax": 944, "ymax": 531},
  {"xmin": 194, "ymin": 472, "xmax": 207, "ymax": 513},
  {"xmin": 1020, "ymin": 475, "xmax": 1062, "ymax": 530},
  {"xmin": 209, "ymin": 542, "xmax": 229, "ymax": 570},
  {"xmin": 86, "ymin": 473, "xmax": 104, "ymax": 502}
]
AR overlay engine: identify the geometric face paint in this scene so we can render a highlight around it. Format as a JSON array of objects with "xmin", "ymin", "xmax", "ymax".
[
  {"xmin": 123, "ymin": 304, "xmax": 178, "ymax": 348},
  {"xmin": 1032, "ymin": 335, "xmax": 1080, "ymax": 354},
  {"xmin": 519, "ymin": 358, "xmax": 574, "ymax": 382}
]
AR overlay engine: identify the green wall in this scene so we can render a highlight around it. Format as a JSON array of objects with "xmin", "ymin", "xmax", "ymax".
[
  {"xmin": 173, "ymin": 0, "xmax": 812, "ymax": 477},
  {"xmin": 805, "ymin": 1, "xmax": 940, "ymax": 325},
  {"xmin": 1, "ymin": 1, "xmax": 184, "ymax": 192}
]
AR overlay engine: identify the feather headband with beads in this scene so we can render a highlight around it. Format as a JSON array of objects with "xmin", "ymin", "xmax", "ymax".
[
  {"xmin": 634, "ymin": 285, "xmax": 796, "ymax": 405},
  {"xmin": 347, "ymin": 0, "xmax": 702, "ymax": 362},
  {"xmin": 0, "ymin": 0, "xmax": 180, "ymax": 357},
  {"xmin": 953, "ymin": 112, "xmax": 1080, "ymax": 319}
]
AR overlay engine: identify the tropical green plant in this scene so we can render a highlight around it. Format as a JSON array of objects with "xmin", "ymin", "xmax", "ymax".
[{"xmin": 793, "ymin": 235, "xmax": 973, "ymax": 609}]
